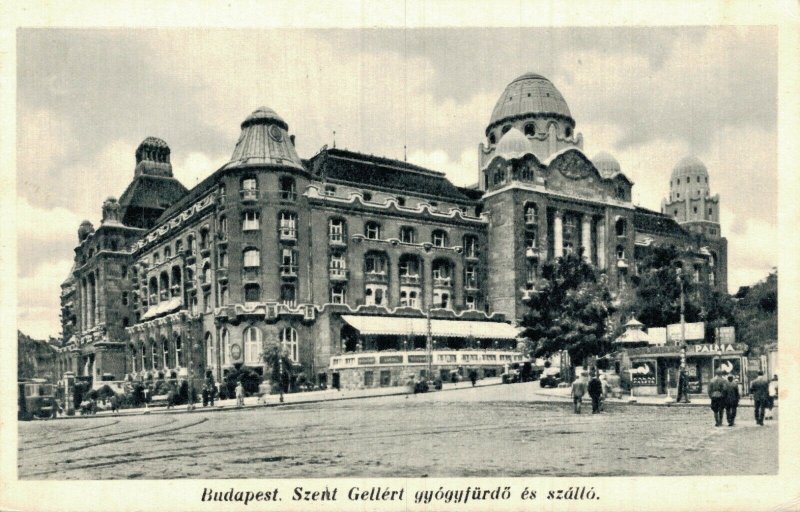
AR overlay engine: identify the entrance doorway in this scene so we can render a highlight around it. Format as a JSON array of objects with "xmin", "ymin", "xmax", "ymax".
[{"xmin": 331, "ymin": 372, "xmax": 340, "ymax": 390}]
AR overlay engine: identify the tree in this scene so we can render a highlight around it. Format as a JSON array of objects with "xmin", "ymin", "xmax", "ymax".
[
  {"xmin": 732, "ymin": 269, "xmax": 777, "ymax": 354},
  {"xmin": 520, "ymin": 253, "xmax": 616, "ymax": 365},
  {"xmin": 222, "ymin": 363, "xmax": 262, "ymax": 397},
  {"xmin": 261, "ymin": 343, "xmax": 295, "ymax": 394}
]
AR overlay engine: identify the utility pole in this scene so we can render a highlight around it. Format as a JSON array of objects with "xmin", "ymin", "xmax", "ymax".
[{"xmin": 426, "ymin": 307, "xmax": 433, "ymax": 380}]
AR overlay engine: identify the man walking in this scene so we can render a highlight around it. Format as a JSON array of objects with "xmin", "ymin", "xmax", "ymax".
[
  {"xmin": 724, "ymin": 375, "xmax": 740, "ymax": 426},
  {"xmin": 571, "ymin": 372, "xmax": 587, "ymax": 414},
  {"xmin": 588, "ymin": 373, "xmax": 603, "ymax": 414},
  {"xmin": 750, "ymin": 371, "xmax": 770, "ymax": 426},
  {"xmin": 707, "ymin": 369, "xmax": 727, "ymax": 427},
  {"xmin": 677, "ymin": 368, "xmax": 691, "ymax": 403}
]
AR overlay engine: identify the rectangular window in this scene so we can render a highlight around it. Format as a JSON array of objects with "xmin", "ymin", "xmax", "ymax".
[
  {"xmin": 432, "ymin": 231, "xmax": 447, "ymax": 247},
  {"xmin": 400, "ymin": 227, "xmax": 416, "ymax": 244},
  {"xmin": 243, "ymin": 211, "xmax": 260, "ymax": 231},
  {"xmin": 242, "ymin": 178, "xmax": 257, "ymax": 191},
  {"xmin": 244, "ymin": 284, "xmax": 260, "ymax": 303},
  {"xmin": 465, "ymin": 295, "xmax": 476, "ymax": 310},
  {"xmin": 365, "ymin": 222, "xmax": 380, "ymax": 240},
  {"xmin": 203, "ymin": 291, "xmax": 211, "ymax": 313},
  {"xmin": 364, "ymin": 371, "xmax": 374, "ymax": 387},
  {"xmin": 243, "ymin": 249, "xmax": 260, "ymax": 267},
  {"xmin": 324, "ymin": 185, "xmax": 337, "ymax": 196},
  {"xmin": 329, "ymin": 218, "xmax": 344, "ymax": 242},
  {"xmin": 330, "ymin": 286, "xmax": 346, "ymax": 304},
  {"xmin": 279, "ymin": 212, "xmax": 297, "ymax": 238},
  {"xmin": 280, "ymin": 284, "xmax": 296, "ymax": 307}
]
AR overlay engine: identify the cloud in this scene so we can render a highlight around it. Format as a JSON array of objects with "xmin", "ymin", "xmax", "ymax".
[
  {"xmin": 17, "ymin": 259, "xmax": 74, "ymax": 339},
  {"xmin": 721, "ymin": 207, "xmax": 777, "ymax": 292},
  {"xmin": 407, "ymin": 148, "xmax": 478, "ymax": 187}
]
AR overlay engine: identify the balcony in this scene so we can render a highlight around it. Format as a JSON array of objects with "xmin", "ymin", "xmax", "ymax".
[
  {"xmin": 329, "ymin": 267, "xmax": 349, "ymax": 281},
  {"xmin": 364, "ymin": 271, "xmax": 388, "ymax": 283},
  {"xmin": 280, "ymin": 191, "xmax": 298, "ymax": 202},
  {"xmin": 464, "ymin": 251, "xmax": 480, "ymax": 261},
  {"xmin": 242, "ymin": 267, "xmax": 260, "ymax": 282},
  {"xmin": 400, "ymin": 274, "xmax": 420, "ymax": 285},
  {"xmin": 200, "ymin": 246, "xmax": 211, "ymax": 258},
  {"xmin": 329, "ymin": 233, "xmax": 347, "ymax": 248},
  {"xmin": 217, "ymin": 268, "xmax": 229, "ymax": 282},
  {"xmin": 240, "ymin": 189, "xmax": 259, "ymax": 202},
  {"xmin": 280, "ymin": 264, "xmax": 298, "ymax": 279},
  {"xmin": 433, "ymin": 276, "xmax": 452, "ymax": 288},
  {"xmin": 279, "ymin": 227, "xmax": 297, "ymax": 242}
]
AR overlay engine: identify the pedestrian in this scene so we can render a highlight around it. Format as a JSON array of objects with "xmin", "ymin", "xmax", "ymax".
[
  {"xmin": 677, "ymin": 368, "xmax": 691, "ymax": 403},
  {"xmin": 571, "ymin": 372, "xmax": 587, "ymax": 414},
  {"xmin": 469, "ymin": 369, "xmax": 478, "ymax": 387},
  {"xmin": 766, "ymin": 374, "xmax": 778, "ymax": 420},
  {"xmin": 724, "ymin": 375, "xmax": 740, "ymax": 426},
  {"xmin": 201, "ymin": 386, "xmax": 209, "ymax": 407},
  {"xmin": 235, "ymin": 381, "xmax": 245, "ymax": 407},
  {"xmin": 588, "ymin": 373, "xmax": 603, "ymax": 414},
  {"xmin": 110, "ymin": 394, "xmax": 120, "ymax": 414},
  {"xmin": 750, "ymin": 371, "xmax": 770, "ymax": 426},
  {"xmin": 707, "ymin": 369, "xmax": 727, "ymax": 427},
  {"xmin": 166, "ymin": 384, "xmax": 176, "ymax": 409}
]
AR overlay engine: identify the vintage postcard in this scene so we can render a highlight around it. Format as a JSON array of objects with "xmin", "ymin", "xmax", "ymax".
[{"xmin": 1, "ymin": 1, "xmax": 798, "ymax": 511}]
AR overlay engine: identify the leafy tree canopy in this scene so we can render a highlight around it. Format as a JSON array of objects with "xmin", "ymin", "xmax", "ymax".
[{"xmin": 520, "ymin": 253, "xmax": 616, "ymax": 365}]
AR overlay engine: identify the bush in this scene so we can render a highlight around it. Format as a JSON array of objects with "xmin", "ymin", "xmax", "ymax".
[
  {"xmin": 97, "ymin": 384, "xmax": 116, "ymax": 400},
  {"xmin": 223, "ymin": 364, "xmax": 263, "ymax": 397}
]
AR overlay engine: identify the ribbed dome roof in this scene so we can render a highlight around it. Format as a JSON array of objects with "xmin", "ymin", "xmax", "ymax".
[
  {"xmin": 241, "ymin": 106, "xmax": 289, "ymax": 130},
  {"xmin": 488, "ymin": 73, "xmax": 572, "ymax": 131},
  {"xmin": 495, "ymin": 127, "xmax": 533, "ymax": 159},
  {"xmin": 592, "ymin": 151, "xmax": 621, "ymax": 178},
  {"xmin": 671, "ymin": 156, "xmax": 708, "ymax": 179},
  {"xmin": 225, "ymin": 107, "xmax": 303, "ymax": 171}
]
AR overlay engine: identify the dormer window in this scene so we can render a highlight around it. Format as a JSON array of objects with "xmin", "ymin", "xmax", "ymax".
[
  {"xmin": 362, "ymin": 191, "xmax": 373, "ymax": 202},
  {"xmin": 396, "ymin": 196, "xmax": 406, "ymax": 206}
]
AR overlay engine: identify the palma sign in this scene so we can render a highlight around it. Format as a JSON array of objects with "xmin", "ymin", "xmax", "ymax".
[{"xmin": 691, "ymin": 343, "xmax": 738, "ymax": 354}]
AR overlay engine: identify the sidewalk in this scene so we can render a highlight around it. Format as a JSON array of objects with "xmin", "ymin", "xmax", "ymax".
[
  {"xmin": 530, "ymin": 385, "xmax": 760, "ymax": 407},
  {"xmin": 57, "ymin": 377, "xmax": 504, "ymax": 420}
]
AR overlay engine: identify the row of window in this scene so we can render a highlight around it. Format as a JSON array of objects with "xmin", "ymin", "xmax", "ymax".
[
  {"xmin": 673, "ymin": 176, "xmax": 708, "ymax": 186},
  {"xmin": 488, "ymin": 121, "xmax": 573, "ymax": 145}
]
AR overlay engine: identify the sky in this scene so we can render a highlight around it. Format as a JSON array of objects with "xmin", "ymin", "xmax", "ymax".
[{"xmin": 16, "ymin": 27, "xmax": 778, "ymax": 339}]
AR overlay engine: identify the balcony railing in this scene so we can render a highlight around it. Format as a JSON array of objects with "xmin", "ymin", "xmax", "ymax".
[
  {"xmin": 400, "ymin": 274, "xmax": 420, "ymax": 285},
  {"xmin": 364, "ymin": 271, "xmax": 388, "ymax": 283},
  {"xmin": 279, "ymin": 227, "xmax": 297, "ymax": 242},
  {"xmin": 433, "ymin": 276, "xmax": 452, "ymax": 288},
  {"xmin": 329, "ymin": 233, "xmax": 347, "ymax": 247},
  {"xmin": 329, "ymin": 267, "xmax": 349, "ymax": 281},
  {"xmin": 242, "ymin": 267, "xmax": 260, "ymax": 282},
  {"xmin": 240, "ymin": 189, "xmax": 259, "ymax": 202},
  {"xmin": 280, "ymin": 265, "xmax": 298, "ymax": 279},
  {"xmin": 217, "ymin": 268, "xmax": 229, "ymax": 282},
  {"xmin": 280, "ymin": 191, "xmax": 298, "ymax": 202}
]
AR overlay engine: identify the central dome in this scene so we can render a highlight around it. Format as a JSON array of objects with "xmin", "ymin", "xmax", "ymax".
[
  {"xmin": 488, "ymin": 73, "xmax": 572, "ymax": 133},
  {"xmin": 671, "ymin": 156, "xmax": 708, "ymax": 179}
]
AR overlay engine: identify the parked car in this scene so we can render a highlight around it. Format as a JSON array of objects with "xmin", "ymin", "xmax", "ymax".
[
  {"xmin": 539, "ymin": 369, "xmax": 562, "ymax": 388},
  {"xmin": 501, "ymin": 368, "xmax": 521, "ymax": 384}
]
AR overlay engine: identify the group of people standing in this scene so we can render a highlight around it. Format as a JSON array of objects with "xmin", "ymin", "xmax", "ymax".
[
  {"xmin": 570, "ymin": 371, "xmax": 611, "ymax": 414},
  {"xmin": 708, "ymin": 370, "xmax": 777, "ymax": 427}
]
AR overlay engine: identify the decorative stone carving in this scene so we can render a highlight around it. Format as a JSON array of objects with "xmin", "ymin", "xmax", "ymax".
[
  {"xmin": 101, "ymin": 196, "xmax": 121, "ymax": 224},
  {"xmin": 551, "ymin": 151, "xmax": 594, "ymax": 180}
]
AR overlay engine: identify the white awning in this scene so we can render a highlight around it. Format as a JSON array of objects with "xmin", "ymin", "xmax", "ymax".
[
  {"xmin": 141, "ymin": 297, "xmax": 182, "ymax": 321},
  {"xmin": 341, "ymin": 315, "xmax": 520, "ymax": 339}
]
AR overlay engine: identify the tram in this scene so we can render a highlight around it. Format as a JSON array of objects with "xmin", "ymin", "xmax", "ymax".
[{"xmin": 18, "ymin": 378, "xmax": 57, "ymax": 420}]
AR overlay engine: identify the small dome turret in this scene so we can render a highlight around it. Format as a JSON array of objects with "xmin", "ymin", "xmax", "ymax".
[
  {"xmin": 78, "ymin": 220, "xmax": 95, "ymax": 242},
  {"xmin": 224, "ymin": 107, "xmax": 304, "ymax": 171},
  {"xmin": 671, "ymin": 156, "xmax": 708, "ymax": 180},
  {"xmin": 495, "ymin": 127, "xmax": 533, "ymax": 160},
  {"xmin": 134, "ymin": 136, "xmax": 173, "ymax": 178},
  {"xmin": 592, "ymin": 151, "xmax": 621, "ymax": 178}
]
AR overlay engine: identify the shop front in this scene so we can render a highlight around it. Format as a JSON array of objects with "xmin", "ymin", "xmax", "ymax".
[{"xmin": 616, "ymin": 342, "xmax": 749, "ymax": 396}]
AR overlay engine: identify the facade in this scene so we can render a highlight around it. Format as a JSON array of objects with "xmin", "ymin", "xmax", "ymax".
[{"xmin": 57, "ymin": 73, "xmax": 727, "ymax": 390}]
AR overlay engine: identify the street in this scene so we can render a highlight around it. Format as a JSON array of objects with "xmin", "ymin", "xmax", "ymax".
[{"xmin": 18, "ymin": 382, "xmax": 777, "ymax": 479}]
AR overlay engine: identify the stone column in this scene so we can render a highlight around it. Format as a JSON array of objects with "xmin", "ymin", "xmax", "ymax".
[
  {"xmin": 581, "ymin": 215, "xmax": 593, "ymax": 263},
  {"xmin": 596, "ymin": 219, "xmax": 607, "ymax": 270},
  {"xmin": 81, "ymin": 280, "xmax": 87, "ymax": 332},
  {"xmin": 553, "ymin": 210, "xmax": 564, "ymax": 258}
]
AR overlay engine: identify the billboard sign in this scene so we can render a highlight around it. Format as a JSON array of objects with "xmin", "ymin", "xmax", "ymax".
[
  {"xmin": 716, "ymin": 326, "xmax": 736, "ymax": 344},
  {"xmin": 629, "ymin": 361, "xmax": 657, "ymax": 386},
  {"xmin": 667, "ymin": 322, "xmax": 705, "ymax": 342}
]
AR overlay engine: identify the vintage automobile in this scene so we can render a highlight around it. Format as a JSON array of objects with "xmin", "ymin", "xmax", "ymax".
[{"xmin": 539, "ymin": 368, "xmax": 563, "ymax": 388}]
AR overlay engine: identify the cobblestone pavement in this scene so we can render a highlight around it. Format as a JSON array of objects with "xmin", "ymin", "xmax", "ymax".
[{"xmin": 18, "ymin": 382, "xmax": 777, "ymax": 479}]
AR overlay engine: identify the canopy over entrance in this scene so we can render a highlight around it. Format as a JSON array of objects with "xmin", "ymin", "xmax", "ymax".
[{"xmin": 341, "ymin": 315, "xmax": 520, "ymax": 339}]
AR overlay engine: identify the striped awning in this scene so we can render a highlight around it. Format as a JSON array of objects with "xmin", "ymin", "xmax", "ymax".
[
  {"xmin": 341, "ymin": 315, "xmax": 520, "ymax": 339},
  {"xmin": 141, "ymin": 297, "xmax": 182, "ymax": 321}
]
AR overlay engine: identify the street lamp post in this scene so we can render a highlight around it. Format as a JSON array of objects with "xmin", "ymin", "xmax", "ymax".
[{"xmin": 278, "ymin": 349, "xmax": 285, "ymax": 403}]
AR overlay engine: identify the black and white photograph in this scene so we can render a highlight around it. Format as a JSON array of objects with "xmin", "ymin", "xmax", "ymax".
[{"xmin": 2, "ymin": 1, "xmax": 798, "ymax": 511}]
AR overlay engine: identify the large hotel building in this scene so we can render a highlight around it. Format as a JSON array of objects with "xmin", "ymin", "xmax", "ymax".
[{"xmin": 56, "ymin": 73, "xmax": 727, "ymax": 389}]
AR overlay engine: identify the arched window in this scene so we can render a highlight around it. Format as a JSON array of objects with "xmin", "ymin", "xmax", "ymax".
[
  {"xmin": 243, "ymin": 248, "xmax": 260, "ymax": 268},
  {"xmin": 493, "ymin": 170, "xmax": 505, "ymax": 186},
  {"xmin": 200, "ymin": 228, "xmax": 209, "ymax": 250},
  {"xmin": 244, "ymin": 326, "xmax": 263, "ymax": 365},
  {"xmin": 205, "ymin": 332, "xmax": 213, "ymax": 370},
  {"xmin": 520, "ymin": 164, "xmax": 534, "ymax": 181},
  {"xmin": 164, "ymin": 245, "xmax": 171, "ymax": 259},
  {"xmin": 202, "ymin": 261, "xmax": 212, "ymax": 283},
  {"xmin": 281, "ymin": 327, "xmax": 298, "ymax": 362},
  {"xmin": 524, "ymin": 123, "xmax": 536, "ymax": 136},
  {"xmin": 151, "ymin": 340, "xmax": 159, "ymax": 369},
  {"xmin": 159, "ymin": 271, "xmax": 169, "ymax": 301},
  {"xmin": 175, "ymin": 335, "xmax": 183, "ymax": 367},
  {"xmin": 171, "ymin": 266, "xmax": 181, "ymax": 296},
  {"xmin": 615, "ymin": 218, "xmax": 627, "ymax": 237},
  {"xmin": 365, "ymin": 221, "xmax": 381, "ymax": 240},
  {"xmin": 188, "ymin": 235, "xmax": 196, "ymax": 254},
  {"xmin": 279, "ymin": 176, "xmax": 297, "ymax": 201},
  {"xmin": 488, "ymin": 133, "xmax": 496, "ymax": 145},
  {"xmin": 399, "ymin": 226, "xmax": 416, "ymax": 244},
  {"xmin": 432, "ymin": 259, "xmax": 453, "ymax": 286},
  {"xmin": 432, "ymin": 230, "xmax": 448, "ymax": 248},
  {"xmin": 175, "ymin": 239, "xmax": 183, "ymax": 254},
  {"xmin": 162, "ymin": 337, "xmax": 170, "ymax": 368},
  {"xmin": 140, "ymin": 344, "xmax": 146, "ymax": 372},
  {"xmin": 524, "ymin": 204, "xmax": 538, "ymax": 224},
  {"xmin": 221, "ymin": 329, "xmax": 230, "ymax": 366}
]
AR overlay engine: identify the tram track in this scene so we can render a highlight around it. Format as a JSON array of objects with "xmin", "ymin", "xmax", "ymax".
[{"xmin": 20, "ymin": 412, "xmax": 696, "ymax": 478}]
